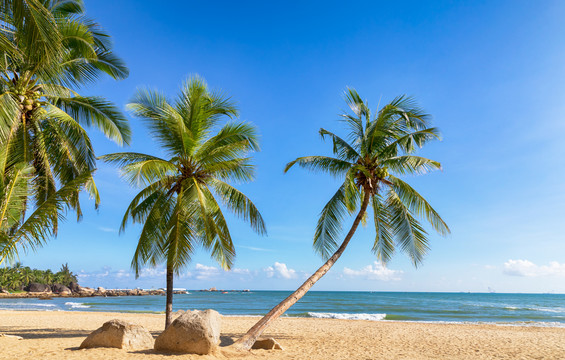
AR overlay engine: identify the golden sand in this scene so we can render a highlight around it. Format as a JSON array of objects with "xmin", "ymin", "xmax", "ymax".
[{"xmin": 1, "ymin": 310, "xmax": 564, "ymax": 359}]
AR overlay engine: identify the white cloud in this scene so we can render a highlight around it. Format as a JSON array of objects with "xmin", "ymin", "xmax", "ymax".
[
  {"xmin": 231, "ymin": 268, "xmax": 251, "ymax": 275},
  {"xmin": 194, "ymin": 263, "xmax": 220, "ymax": 280},
  {"xmin": 98, "ymin": 226, "xmax": 117, "ymax": 233},
  {"xmin": 264, "ymin": 262, "xmax": 297, "ymax": 279},
  {"xmin": 343, "ymin": 262, "xmax": 403, "ymax": 281},
  {"xmin": 503, "ymin": 259, "xmax": 565, "ymax": 277},
  {"xmin": 138, "ymin": 267, "xmax": 166, "ymax": 278}
]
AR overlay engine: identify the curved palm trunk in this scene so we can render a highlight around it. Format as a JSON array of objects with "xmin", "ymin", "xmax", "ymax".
[
  {"xmin": 231, "ymin": 191, "xmax": 371, "ymax": 350},
  {"xmin": 165, "ymin": 264, "xmax": 174, "ymax": 329}
]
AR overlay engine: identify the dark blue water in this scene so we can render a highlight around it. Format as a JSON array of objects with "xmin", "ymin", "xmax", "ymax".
[{"xmin": 1, "ymin": 291, "xmax": 564, "ymax": 326}]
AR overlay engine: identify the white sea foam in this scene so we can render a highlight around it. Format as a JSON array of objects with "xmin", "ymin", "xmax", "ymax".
[
  {"xmin": 1, "ymin": 302, "xmax": 56, "ymax": 307},
  {"xmin": 308, "ymin": 312, "xmax": 386, "ymax": 321},
  {"xmin": 64, "ymin": 302, "xmax": 91, "ymax": 309},
  {"xmin": 529, "ymin": 307, "xmax": 565, "ymax": 313}
]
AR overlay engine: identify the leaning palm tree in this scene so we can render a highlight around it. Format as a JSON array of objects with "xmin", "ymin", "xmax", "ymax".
[
  {"xmin": 232, "ymin": 89, "xmax": 450, "ymax": 350},
  {"xmin": 0, "ymin": 0, "xmax": 130, "ymax": 262},
  {"xmin": 102, "ymin": 76, "xmax": 266, "ymax": 329}
]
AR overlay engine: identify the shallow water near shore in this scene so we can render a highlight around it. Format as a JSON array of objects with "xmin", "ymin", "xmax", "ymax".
[{"xmin": 1, "ymin": 291, "xmax": 564, "ymax": 326}]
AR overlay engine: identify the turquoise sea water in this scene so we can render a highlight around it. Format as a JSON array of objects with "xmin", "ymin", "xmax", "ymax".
[{"xmin": 1, "ymin": 291, "xmax": 564, "ymax": 326}]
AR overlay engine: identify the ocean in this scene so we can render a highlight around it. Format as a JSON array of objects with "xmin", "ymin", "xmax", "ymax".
[{"xmin": 1, "ymin": 291, "xmax": 564, "ymax": 327}]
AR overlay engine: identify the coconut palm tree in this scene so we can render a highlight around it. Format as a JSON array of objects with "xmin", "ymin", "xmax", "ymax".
[
  {"xmin": 233, "ymin": 89, "xmax": 450, "ymax": 350},
  {"xmin": 0, "ymin": 0, "xmax": 130, "ymax": 262},
  {"xmin": 101, "ymin": 76, "xmax": 266, "ymax": 329}
]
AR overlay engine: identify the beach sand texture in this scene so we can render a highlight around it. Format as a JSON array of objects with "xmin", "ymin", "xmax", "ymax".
[{"xmin": 1, "ymin": 311, "xmax": 564, "ymax": 359}]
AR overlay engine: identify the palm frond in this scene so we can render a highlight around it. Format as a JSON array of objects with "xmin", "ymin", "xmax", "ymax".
[
  {"xmin": 313, "ymin": 184, "xmax": 349, "ymax": 259},
  {"xmin": 209, "ymin": 179, "xmax": 266, "ymax": 235},
  {"xmin": 388, "ymin": 175, "xmax": 450, "ymax": 236},
  {"xmin": 50, "ymin": 95, "xmax": 131, "ymax": 145},
  {"xmin": 284, "ymin": 156, "xmax": 352, "ymax": 178}
]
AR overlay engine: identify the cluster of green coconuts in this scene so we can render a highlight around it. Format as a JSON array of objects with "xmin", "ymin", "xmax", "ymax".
[
  {"xmin": 375, "ymin": 167, "xmax": 389, "ymax": 179},
  {"xmin": 14, "ymin": 88, "xmax": 43, "ymax": 112}
]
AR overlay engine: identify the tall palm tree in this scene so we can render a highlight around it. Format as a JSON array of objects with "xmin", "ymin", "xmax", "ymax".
[
  {"xmin": 102, "ymin": 76, "xmax": 266, "ymax": 329},
  {"xmin": 0, "ymin": 0, "xmax": 130, "ymax": 262},
  {"xmin": 233, "ymin": 89, "xmax": 450, "ymax": 350}
]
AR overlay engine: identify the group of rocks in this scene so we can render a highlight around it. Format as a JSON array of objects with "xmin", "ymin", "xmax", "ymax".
[
  {"xmin": 1, "ymin": 282, "xmax": 185, "ymax": 297},
  {"xmin": 80, "ymin": 309, "xmax": 282, "ymax": 355}
]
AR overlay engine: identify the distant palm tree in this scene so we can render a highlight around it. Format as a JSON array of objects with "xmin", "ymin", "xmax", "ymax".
[
  {"xmin": 233, "ymin": 89, "xmax": 450, "ymax": 350},
  {"xmin": 102, "ymin": 76, "xmax": 266, "ymax": 329},
  {"xmin": 0, "ymin": 0, "xmax": 130, "ymax": 262},
  {"xmin": 44, "ymin": 269, "xmax": 54, "ymax": 284}
]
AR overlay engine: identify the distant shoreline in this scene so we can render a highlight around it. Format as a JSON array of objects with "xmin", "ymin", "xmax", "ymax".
[{"xmin": 0, "ymin": 287, "xmax": 251, "ymax": 299}]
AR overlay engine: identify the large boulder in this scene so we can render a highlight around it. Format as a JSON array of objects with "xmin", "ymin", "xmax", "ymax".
[
  {"xmin": 252, "ymin": 337, "xmax": 283, "ymax": 350},
  {"xmin": 52, "ymin": 283, "xmax": 71, "ymax": 294},
  {"xmin": 69, "ymin": 281, "xmax": 80, "ymax": 293},
  {"xmin": 80, "ymin": 319, "xmax": 154, "ymax": 350},
  {"xmin": 78, "ymin": 286, "xmax": 95, "ymax": 296},
  {"xmin": 154, "ymin": 309, "xmax": 221, "ymax": 354},
  {"xmin": 26, "ymin": 283, "xmax": 50, "ymax": 293}
]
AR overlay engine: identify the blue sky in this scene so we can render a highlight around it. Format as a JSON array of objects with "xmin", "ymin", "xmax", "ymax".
[{"xmin": 16, "ymin": 0, "xmax": 565, "ymax": 292}]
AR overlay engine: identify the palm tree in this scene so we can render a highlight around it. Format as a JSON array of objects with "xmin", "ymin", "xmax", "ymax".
[
  {"xmin": 43, "ymin": 269, "xmax": 54, "ymax": 284},
  {"xmin": 101, "ymin": 76, "xmax": 266, "ymax": 329},
  {"xmin": 232, "ymin": 89, "xmax": 450, "ymax": 350},
  {"xmin": 0, "ymin": 0, "xmax": 130, "ymax": 262}
]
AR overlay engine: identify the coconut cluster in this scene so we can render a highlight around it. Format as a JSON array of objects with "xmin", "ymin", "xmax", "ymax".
[
  {"xmin": 375, "ymin": 167, "xmax": 389, "ymax": 179},
  {"xmin": 15, "ymin": 88, "xmax": 43, "ymax": 112}
]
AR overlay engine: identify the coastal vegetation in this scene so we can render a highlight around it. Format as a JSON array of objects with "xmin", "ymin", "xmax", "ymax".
[
  {"xmin": 0, "ymin": 1, "xmax": 452, "ymax": 353},
  {"xmin": 233, "ymin": 89, "xmax": 450, "ymax": 350},
  {"xmin": 0, "ymin": 262, "xmax": 77, "ymax": 291},
  {"xmin": 0, "ymin": 0, "xmax": 129, "ymax": 264},
  {"xmin": 102, "ymin": 76, "xmax": 266, "ymax": 329}
]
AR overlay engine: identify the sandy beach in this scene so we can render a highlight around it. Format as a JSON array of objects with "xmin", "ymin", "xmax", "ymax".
[{"xmin": 0, "ymin": 311, "xmax": 564, "ymax": 359}]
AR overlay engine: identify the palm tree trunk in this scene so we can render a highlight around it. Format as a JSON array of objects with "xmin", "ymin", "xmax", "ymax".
[
  {"xmin": 231, "ymin": 191, "xmax": 371, "ymax": 351},
  {"xmin": 165, "ymin": 263, "xmax": 174, "ymax": 329}
]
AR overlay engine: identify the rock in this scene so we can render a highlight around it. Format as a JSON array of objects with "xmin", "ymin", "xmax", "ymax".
[
  {"xmin": 97, "ymin": 287, "xmax": 106, "ymax": 294},
  {"xmin": 80, "ymin": 319, "xmax": 154, "ymax": 350},
  {"xmin": 252, "ymin": 337, "xmax": 283, "ymax": 350},
  {"xmin": 60, "ymin": 290, "xmax": 72, "ymax": 296},
  {"xmin": 154, "ymin": 309, "xmax": 221, "ymax": 354},
  {"xmin": 52, "ymin": 283, "xmax": 71, "ymax": 294},
  {"xmin": 26, "ymin": 283, "xmax": 50, "ymax": 292},
  {"xmin": 0, "ymin": 289, "xmax": 9, "ymax": 294},
  {"xmin": 69, "ymin": 281, "xmax": 80, "ymax": 293},
  {"xmin": 78, "ymin": 286, "xmax": 95, "ymax": 296}
]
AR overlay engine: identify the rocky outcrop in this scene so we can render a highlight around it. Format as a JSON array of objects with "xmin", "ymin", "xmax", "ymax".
[
  {"xmin": 252, "ymin": 337, "xmax": 283, "ymax": 350},
  {"xmin": 51, "ymin": 284, "xmax": 71, "ymax": 294},
  {"xmin": 79, "ymin": 319, "xmax": 154, "ymax": 350},
  {"xmin": 69, "ymin": 281, "xmax": 80, "ymax": 293},
  {"xmin": 78, "ymin": 286, "xmax": 96, "ymax": 296},
  {"xmin": 154, "ymin": 309, "xmax": 221, "ymax": 354},
  {"xmin": 26, "ymin": 283, "xmax": 50, "ymax": 292}
]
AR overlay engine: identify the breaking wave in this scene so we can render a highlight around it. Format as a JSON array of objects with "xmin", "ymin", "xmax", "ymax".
[{"xmin": 64, "ymin": 302, "xmax": 91, "ymax": 309}]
